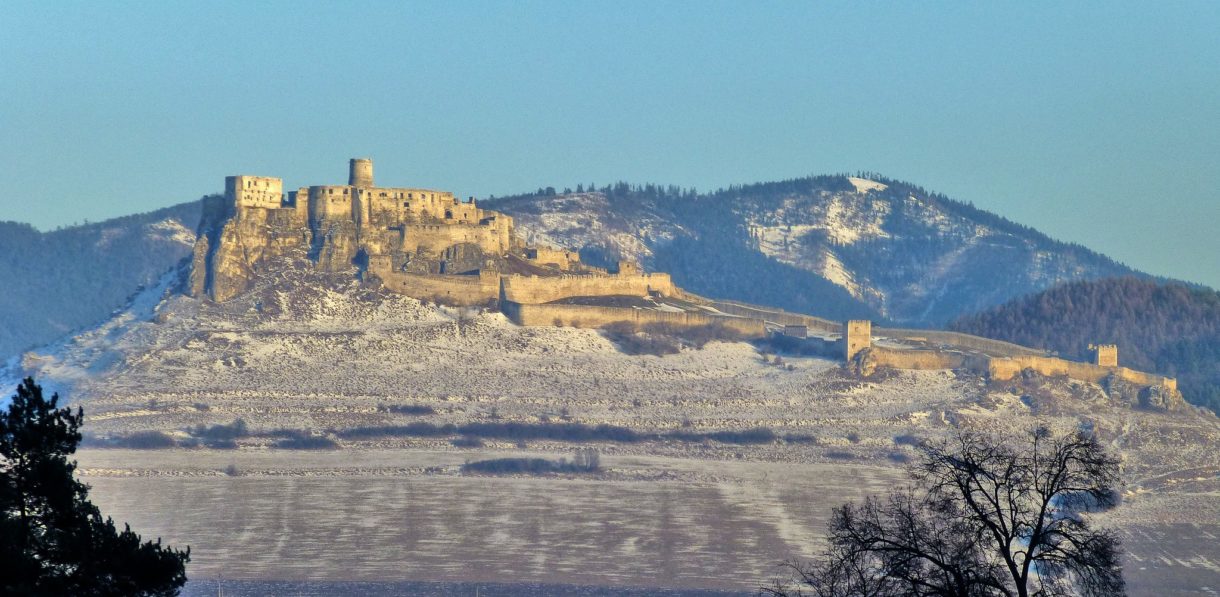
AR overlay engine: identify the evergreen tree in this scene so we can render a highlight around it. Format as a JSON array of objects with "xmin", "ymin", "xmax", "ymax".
[{"xmin": 0, "ymin": 378, "xmax": 190, "ymax": 595}]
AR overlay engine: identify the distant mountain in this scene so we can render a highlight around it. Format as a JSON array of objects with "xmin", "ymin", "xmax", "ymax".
[
  {"xmin": 484, "ymin": 175, "xmax": 1143, "ymax": 326},
  {"xmin": 950, "ymin": 277, "xmax": 1220, "ymax": 413},
  {"xmin": 0, "ymin": 199, "xmax": 205, "ymax": 360}
]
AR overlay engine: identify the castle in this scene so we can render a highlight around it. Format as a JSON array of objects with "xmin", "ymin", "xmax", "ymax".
[{"xmin": 187, "ymin": 159, "xmax": 1179, "ymax": 404}]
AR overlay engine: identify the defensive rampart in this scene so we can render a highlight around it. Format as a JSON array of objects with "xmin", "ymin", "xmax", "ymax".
[
  {"xmin": 375, "ymin": 270, "xmax": 500, "ymax": 306},
  {"xmin": 502, "ymin": 301, "xmax": 767, "ymax": 337},
  {"xmin": 501, "ymin": 273, "xmax": 676, "ymax": 304},
  {"xmin": 869, "ymin": 346, "xmax": 970, "ymax": 371},
  {"xmin": 987, "ymin": 355, "xmax": 1177, "ymax": 392},
  {"xmin": 874, "ymin": 327, "xmax": 1046, "ymax": 357},
  {"xmin": 704, "ymin": 300, "xmax": 842, "ymax": 334}
]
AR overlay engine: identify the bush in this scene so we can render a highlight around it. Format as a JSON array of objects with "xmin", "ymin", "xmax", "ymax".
[
  {"xmin": 190, "ymin": 418, "xmax": 248, "ymax": 441},
  {"xmin": 450, "ymin": 436, "xmax": 484, "ymax": 448},
  {"xmin": 116, "ymin": 431, "xmax": 177, "ymax": 449},
  {"xmin": 893, "ymin": 433, "xmax": 922, "ymax": 447},
  {"xmin": 462, "ymin": 449, "xmax": 600, "ymax": 475},
  {"xmin": 378, "ymin": 404, "xmax": 436, "ymax": 415},
  {"xmin": 274, "ymin": 432, "xmax": 338, "ymax": 450}
]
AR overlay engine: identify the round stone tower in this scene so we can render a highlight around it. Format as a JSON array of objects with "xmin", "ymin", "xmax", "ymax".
[{"xmin": 349, "ymin": 158, "xmax": 374, "ymax": 188}]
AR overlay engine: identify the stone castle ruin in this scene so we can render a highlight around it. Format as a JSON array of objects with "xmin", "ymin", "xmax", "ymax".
[{"xmin": 187, "ymin": 159, "xmax": 1179, "ymax": 402}]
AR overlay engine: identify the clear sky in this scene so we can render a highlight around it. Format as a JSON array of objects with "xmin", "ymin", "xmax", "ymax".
[{"xmin": 1, "ymin": 1, "xmax": 1217, "ymax": 288}]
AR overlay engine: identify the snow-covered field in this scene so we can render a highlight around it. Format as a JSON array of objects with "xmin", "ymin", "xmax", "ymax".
[{"xmin": 9, "ymin": 269, "xmax": 1220, "ymax": 594}]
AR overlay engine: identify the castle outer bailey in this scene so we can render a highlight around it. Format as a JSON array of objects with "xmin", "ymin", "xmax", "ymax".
[{"xmin": 187, "ymin": 159, "xmax": 1181, "ymax": 406}]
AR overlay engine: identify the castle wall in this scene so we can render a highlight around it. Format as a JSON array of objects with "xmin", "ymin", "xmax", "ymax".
[
  {"xmin": 870, "ymin": 347, "xmax": 968, "ymax": 371},
  {"xmin": 987, "ymin": 355, "xmax": 1176, "ymax": 391},
  {"xmin": 375, "ymin": 270, "xmax": 500, "ymax": 306},
  {"xmin": 501, "ymin": 273, "xmax": 676, "ymax": 304},
  {"xmin": 707, "ymin": 300, "xmax": 842, "ymax": 334},
  {"xmin": 503, "ymin": 301, "xmax": 766, "ymax": 337},
  {"xmin": 404, "ymin": 221, "xmax": 510, "ymax": 256},
  {"xmin": 874, "ymin": 327, "xmax": 1045, "ymax": 357}
]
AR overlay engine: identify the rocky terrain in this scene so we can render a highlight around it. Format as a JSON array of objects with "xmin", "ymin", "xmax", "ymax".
[{"xmin": 7, "ymin": 263, "xmax": 1219, "ymax": 594}]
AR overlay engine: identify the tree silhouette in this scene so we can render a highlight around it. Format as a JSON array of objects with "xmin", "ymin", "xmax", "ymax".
[
  {"xmin": 767, "ymin": 427, "xmax": 1124, "ymax": 597},
  {"xmin": 0, "ymin": 378, "xmax": 190, "ymax": 595}
]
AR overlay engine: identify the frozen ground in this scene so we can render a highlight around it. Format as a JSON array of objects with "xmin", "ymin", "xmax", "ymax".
[{"xmin": 11, "ymin": 268, "xmax": 1220, "ymax": 594}]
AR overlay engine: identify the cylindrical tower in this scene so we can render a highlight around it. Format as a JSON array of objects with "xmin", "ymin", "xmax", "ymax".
[{"xmin": 349, "ymin": 158, "xmax": 374, "ymax": 187}]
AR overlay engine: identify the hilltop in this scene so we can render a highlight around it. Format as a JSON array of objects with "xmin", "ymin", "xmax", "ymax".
[
  {"xmin": 485, "ymin": 174, "xmax": 1142, "ymax": 326},
  {"xmin": 952, "ymin": 277, "xmax": 1220, "ymax": 413},
  {"xmin": 0, "ymin": 200, "xmax": 201, "ymax": 359}
]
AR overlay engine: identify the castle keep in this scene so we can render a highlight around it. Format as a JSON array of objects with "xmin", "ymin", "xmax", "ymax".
[{"xmin": 187, "ymin": 159, "xmax": 1179, "ymax": 403}]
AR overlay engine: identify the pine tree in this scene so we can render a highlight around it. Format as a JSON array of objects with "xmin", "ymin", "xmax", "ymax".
[{"xmin": 0, "ymin": 378, "xmax": 190, "ymax": 595}]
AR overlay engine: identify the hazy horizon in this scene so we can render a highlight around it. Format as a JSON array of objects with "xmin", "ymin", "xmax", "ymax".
[{"xmin": 2, "ymin": 1, "xmax": 1217, "ymax": 287}]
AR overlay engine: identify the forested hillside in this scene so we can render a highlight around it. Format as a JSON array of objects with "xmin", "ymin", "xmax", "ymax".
[
  {"xmin": 951, "ymin": 277, "xmax": 1220, "ymax": 413},
  {"xmin": 0, "ymin": 199, "xmax": 205, "ymax": 359},
  {"xmin": 485, "ymin": 174, "xmax": 1142, "ymax": 325}
]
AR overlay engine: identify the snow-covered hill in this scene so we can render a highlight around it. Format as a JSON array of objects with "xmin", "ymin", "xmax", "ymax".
[
  {"xmin": 6, "ymin": 260, "xmax": 1218, "ymax": 594},
  {"xmin": 0, "ymin": 199, "xmax": 204, "ymax": 359},
  {"xmin": 486, "ymin": 176, "xmax": 1140, "ymax": 325}
]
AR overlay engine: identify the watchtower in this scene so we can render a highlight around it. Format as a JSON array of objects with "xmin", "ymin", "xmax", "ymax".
[
  {"xmin": 845, "ymin": 320, "xmax": 872, "ymax": 361},
  {"xmin": 1089, "ymin": 344, "xmax": 1118, "ymax": 367},
  {"xmin": 349, "ymin": 158, "xmax": 374, "ymax": 188}
]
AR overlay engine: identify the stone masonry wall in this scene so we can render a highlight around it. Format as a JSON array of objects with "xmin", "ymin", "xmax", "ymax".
[
  {"xmin": 501, "ymin": 273, "xmax": 676, "ymax": 304},
  {"xmin": 502, "ymin": 301, "xmax": 767, "ymax": 337}
]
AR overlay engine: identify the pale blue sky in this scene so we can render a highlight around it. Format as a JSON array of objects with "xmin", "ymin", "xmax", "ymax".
[{"xmin": 1, "ymin": 1, "xmax": 1217, "ymax": 287}]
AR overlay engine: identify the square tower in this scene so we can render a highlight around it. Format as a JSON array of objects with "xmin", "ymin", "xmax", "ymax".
[
  {"xmin": 845, "ymin": 320, "xmax": 872, "ymax": 361},
  {"xmin": 226, "ymin": 175, "xmax": 284, "ymax": 210},
  {"xmin": 1089, "ymin": 344, "xmax": 1118, "ymax": 367}
]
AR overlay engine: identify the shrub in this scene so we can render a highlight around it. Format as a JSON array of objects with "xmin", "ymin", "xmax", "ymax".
[
  {"xmin": 462, "ymin": 449, "xmax": 600, "ymax": 475},
  {"xmin": 378, "ymin": 404, "xmax": 436, "ymax": 415},
  {"xmin": 893, "ymin": 433, "xmax": 922, "ymax": 447},
  {"xmin": 116, "ymin": 431, "xmax": 177, "ymax": 449},
  {"xmin": 190, "ymin": 418, "xmax": 248, "ymax": 441},
  {"xmin": 274, "ymin": 432, "xmax": 338, "ymax": 450},
  {"xmin": 223, "ymin": 464, "xmax": 240, "ymax": 476},
  {"xmin": 450, "ymin": 436, "xmax": 484, "ymax": 448},
  {"xmin": 847, "ymin": 431, "xmax": 862, "ymax": 444}
]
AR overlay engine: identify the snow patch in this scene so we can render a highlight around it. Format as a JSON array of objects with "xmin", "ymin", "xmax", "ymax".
[{"xmin": 847, "ymin": 177, "xmax": 888, "ymax": 194}]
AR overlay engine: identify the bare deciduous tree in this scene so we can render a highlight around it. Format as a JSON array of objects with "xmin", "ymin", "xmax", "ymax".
[{"xmin": 766, "ymin": 427, "xmax": 1124, "ymax": 597}]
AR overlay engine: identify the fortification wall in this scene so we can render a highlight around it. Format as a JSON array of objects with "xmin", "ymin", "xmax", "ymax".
[
  {"xmin": 403, "ymin": 222, "xmax": 510, "ymax": 256},
  {"xmin": 503, "ymin": 301, "xmax": 766, "ymax": 337},
  {"xmin": 870, "ymin": 347, "xmax": 968, "ymax": 371},
  {"xmin": 501, "ymin": 273, "xmax": 676, "ymax": 304},
  {"xmin": 873, "ymin": 327, "xmax": 1046, "ymax": 357},
  {"xmin": 704, "ymin": 300, "xmax": 841, "ymax": 334},
  {"xmin": 374, "ymin": 270, "xmax": 499, "ymax": 306},
  {"xmin": 987, "ymin": 355, "xmax": 1176, "ymax": 390}
]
